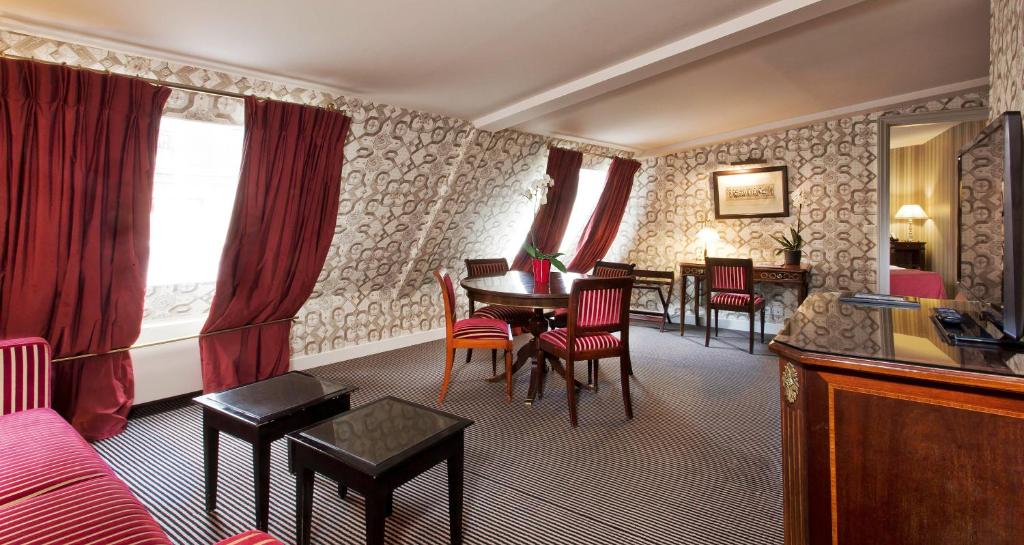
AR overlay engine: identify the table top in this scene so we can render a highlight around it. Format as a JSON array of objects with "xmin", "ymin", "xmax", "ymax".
[
  {"xmin": 193, "ymin": 371, "xmax": 357, "ymax": 424},
  {"xmin": 289, "ymin": 397, "xmax": 473, "ymax": 476},
  {"xmin": 460, "ymin": 270, "xmax": 585, "ymax": 309},
  {"xmin": 771, "ymin": 292, "xmax": 1024, "ymax": 378}
]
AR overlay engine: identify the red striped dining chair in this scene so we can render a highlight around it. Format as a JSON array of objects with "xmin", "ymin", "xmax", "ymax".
[
  {"xmin": 703, "ymin": 257, "xmax": 766, "ymax": 354},
  {"xmin": 1, "ymin": 337, "xmax": 52, "ymax": 416},
  {"xmin": 550, "ymin": 260, "xmax": 635, "ymax": 326},
  {"xmin": 434, "ymin": 268, "xmax": 515, "ymax": 402},
  {"xmin": 552, "ymin": 260, "xmax": 636, "ymax": 378},
  {"xmin": 538, "ymin": 276, "xmax": 634, "ymax": 427},
  {"xmin": 464, "ymin": 258, "xmax": 532, "ymax": 373}
]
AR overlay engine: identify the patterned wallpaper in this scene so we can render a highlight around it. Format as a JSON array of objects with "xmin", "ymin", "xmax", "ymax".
[
  {"xmin": 959, "ymin": 126, "xmax": 1005, "ymax": 303},
  {"xmin": 611, "ymin": 92, "xmax": 988, "ymax": 325},
  {"xmin": 0, "ymin": 29, "xmax": 630, "ymax": 357},
  {"xmin": 990, "ymin": 0, "xmax": 1024, "ymax": 118}
]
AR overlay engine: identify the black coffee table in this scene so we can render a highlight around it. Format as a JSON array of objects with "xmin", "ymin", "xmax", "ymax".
[
  {"xmin": 288, "ymin": 396, "xmax": 473, "ymax": 545},
  {"xmin": 193, "ymin": 371, "xmax": 357, "ymax": 531}
]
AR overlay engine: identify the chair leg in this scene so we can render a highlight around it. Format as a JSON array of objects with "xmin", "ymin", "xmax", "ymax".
[
  {"xmin": 565, "ymin": 359, "xmax": 578, "ymax": 427},
  {"xmin": 504, "ymin": 349, "xmax": 513, "ymax": 401},
  {"xmin": 748, "ymin": 310, "xmax": 755, "ymax": 354},
  {"xmin": 592, "ymin": 360, "xmax": 600, "ymax": 391},
  {"xmin": 439, "ymin": 346, "xmax": 456, "ymax": 403},
  {"xmin": 714, "ymin": 309, "xmax": 719, "ymax": 336},
  {"xmin": 620, "ymin": 351, "xmax": 634, "ymax": 420},
  {"xmin": 761, "ymin": 306, "xmax": 766, "ymax": 343},
  {"xmin": 587, "ymin": 360, "xmax": 593, "ymax": 386},
  {"xmin": 705, "ymin": 304, "xmax": 712, "ymax": 347},
  {"xmin": 491, "ymin": 349, "xmax": 497, "ymax": 375},
  {"xmin": 465, "ymin": 348, "xmax": 473, "ymax": 364}
]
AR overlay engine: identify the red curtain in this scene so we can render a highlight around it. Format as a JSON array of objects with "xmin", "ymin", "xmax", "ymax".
[
  {"xmin": 567, "ymin": 158, "xmax": 641, "ymax": 273},
  {"xmin": 0, "ymin": 58, "xmax": 170, "ymax": 440},
  {"xmin": 511, "ymin": 147, "xmax": 584, "ymax": 271},
  {"xmin": 199, "ymin": 97, "xmax": 351, "ymax": 393}
]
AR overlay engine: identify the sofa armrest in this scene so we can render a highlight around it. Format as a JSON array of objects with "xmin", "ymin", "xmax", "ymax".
[
  {"xmin": 0, "ymin": 337, "xmax": 52, "ymax": 415},
  {"xmin": 214, "ymin": 530, "xmax": 284, "ymax": 545}
]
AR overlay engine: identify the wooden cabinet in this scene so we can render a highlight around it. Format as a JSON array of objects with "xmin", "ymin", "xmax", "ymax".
[
  {"xmin": 891, "ymin": 240, "xmax": 926, "ymax": 269},
  {"xmin": 770, "ymin": 293, "xmax": 1024, "ymax": 545}
]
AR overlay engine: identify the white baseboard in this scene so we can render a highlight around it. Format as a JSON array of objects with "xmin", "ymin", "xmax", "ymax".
[
  {"xmin": 674, "ymin": 313, "xmax": 784, "ymax": 335},
  {"xmin": 291, "ymin": 328, "xmax": 446, "ymax": 372}
]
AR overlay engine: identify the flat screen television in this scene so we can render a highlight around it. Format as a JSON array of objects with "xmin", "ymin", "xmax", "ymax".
[{"xmin": 957, "ymin": 111, "xmax": 1023, "ymax": 341}]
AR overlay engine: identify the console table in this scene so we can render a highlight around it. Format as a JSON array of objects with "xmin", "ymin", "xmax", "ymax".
[
  {"xmin": 678, "ymin": 261, "xmax": 810, "ymax": 335},
  {"xmin": 769, "ymin": 293, "xmax": 1024, "ymax": 545}
]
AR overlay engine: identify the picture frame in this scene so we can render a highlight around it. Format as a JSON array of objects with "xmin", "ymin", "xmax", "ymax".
[{"xmin": 711, "ymin": 165, "xmax": 790, "ymax": 219}]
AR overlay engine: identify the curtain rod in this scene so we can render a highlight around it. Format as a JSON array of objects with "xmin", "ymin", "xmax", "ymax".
[
  {"xmin": 547, "ymin": 145, "xmax": 633, "ymax": 161},
  {"xmin": 51, "ymin": 316, "xmax": 298, "ymax": 363},
  {"xmin": 0, "ymin": 52, "xmax": 341, "ymax": 111}
]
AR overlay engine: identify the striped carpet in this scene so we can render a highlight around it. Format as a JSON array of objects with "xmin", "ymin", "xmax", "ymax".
[{"xmin": 94, "ymin": 325, "xmax": 783, "ymax": 545}]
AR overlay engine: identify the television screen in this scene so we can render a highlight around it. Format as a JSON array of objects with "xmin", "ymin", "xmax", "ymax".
[{"xmin": 958, "ymin": 111, "xmax": 1023, "ymax": 340}]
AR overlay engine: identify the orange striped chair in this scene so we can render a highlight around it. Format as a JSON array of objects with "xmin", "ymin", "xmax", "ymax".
[
  {"xmin": 1, "ymin": 337, "xmax": 52, "ymax": 416},
  {"xmin": 464, "ymin": 258, "xmax": 531, "ymax": 371},
  {"xmin": 703, "ymin": 257, "xmax": 766, "ymax": 354},
  {"xmin": 538, "ymin": 276, "xmax": 634, "ymax": 427},
  {"xmin": 435, "ymin": 268, "xmax": 515, "ymax": 402}
]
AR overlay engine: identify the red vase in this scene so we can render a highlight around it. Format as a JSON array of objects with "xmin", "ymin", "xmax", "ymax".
[{"xmin": 532, "ymin": 258, "xmax": 551, "ymax": 284}]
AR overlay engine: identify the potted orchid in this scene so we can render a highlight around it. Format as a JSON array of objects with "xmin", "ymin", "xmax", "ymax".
[
  {"xmin": 522, "ymin": 174, "xmax": 567, "ymax": 283},
  {"xmin": 772, "ymin": 189, "xmax": 805, "ymax": 266}
]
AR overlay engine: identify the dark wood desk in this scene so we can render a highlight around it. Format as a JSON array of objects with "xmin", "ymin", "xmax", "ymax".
[
  {"xmin": 678, "ymin": 261, "xmax": 811, "ymax": 335},
  {"xmin": 769, "ymin": 293, "xmax": 1024, "ymax": 545}
]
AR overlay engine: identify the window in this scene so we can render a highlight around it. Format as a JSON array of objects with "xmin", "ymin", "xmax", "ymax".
[
  {"xmin": 147, "ymin": 117, "xmax": 244, "ymax": 286},
  {"xmin": 558, "ymin": 168, "xmax": 608, "ymax": 257}
]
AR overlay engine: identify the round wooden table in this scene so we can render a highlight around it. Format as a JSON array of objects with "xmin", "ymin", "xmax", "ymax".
[{"xmin": 460, "ymin": 271, "xmax": 585, "ymax": 404}]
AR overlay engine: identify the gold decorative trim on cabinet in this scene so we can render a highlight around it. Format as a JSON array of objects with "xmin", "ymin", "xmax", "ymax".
[{"xmin": 782, "ymin": 362, "xmax": 799, "ymax": 404}]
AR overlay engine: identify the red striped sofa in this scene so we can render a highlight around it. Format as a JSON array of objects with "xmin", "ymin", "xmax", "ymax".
[{"xmin": 0, "ymin": 337, "xmax": 282, "ymax": 545}]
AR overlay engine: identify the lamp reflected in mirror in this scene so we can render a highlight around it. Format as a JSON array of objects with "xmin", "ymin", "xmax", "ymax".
[{"xmin": 895, "ymin": 204, "xmax": 928, "ymax": 241}]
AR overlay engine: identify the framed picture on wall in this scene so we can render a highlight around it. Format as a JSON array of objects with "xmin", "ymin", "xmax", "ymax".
[{"xmin": 711, "ymin": 165, "xmax": 790, "ymax": 219}]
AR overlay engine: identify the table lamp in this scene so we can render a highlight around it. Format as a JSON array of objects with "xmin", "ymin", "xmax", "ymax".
[
  {"xmin": 697, "ymin": 225, "xmax": 720, "ymax": 260},
  {"xmin": 895, "ymin": 204, "xmax": 928, "ymax": 241}
]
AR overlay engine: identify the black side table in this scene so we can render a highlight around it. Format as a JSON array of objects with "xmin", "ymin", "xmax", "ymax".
[
  {"xmin": 193, "ymin": 371, "xmax": 357, "ymax": 531},
  {"xmin": 288, "ymin": 396, "xmax": 473, "ymax": 545}
]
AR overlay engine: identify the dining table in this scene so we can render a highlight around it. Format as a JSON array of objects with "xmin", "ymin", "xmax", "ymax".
[{"xmin": 460, "ymin": 270, "xmax": 589, "ymax": 405}]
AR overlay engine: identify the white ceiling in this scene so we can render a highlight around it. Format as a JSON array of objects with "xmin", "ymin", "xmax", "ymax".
[
  {"xmin": 516, "ymin": 0, "xmax": 990, "ymax": 153},
  {"xmin": 889, "ymin": 122, "xmax": 959, "ymax": 149},
  {"xmin": 0, "ymin": 0, "xmax": 990, "ymax": 155}
]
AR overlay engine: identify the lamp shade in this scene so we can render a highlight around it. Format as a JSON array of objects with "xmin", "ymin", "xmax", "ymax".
[{"xmin": 895, "ymin": 204, "xmax": 928, "ymax": 220}]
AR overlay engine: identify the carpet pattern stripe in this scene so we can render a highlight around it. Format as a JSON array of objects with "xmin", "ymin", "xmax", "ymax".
[{"xmin": 94, "ymin": 326, "xmax": 783, "ymax": 544}]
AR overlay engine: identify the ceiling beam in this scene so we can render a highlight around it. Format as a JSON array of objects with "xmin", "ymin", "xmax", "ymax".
[
  {"xmin": 473, "ymin": 0, "xmax": 866, "ymax": 132},
  {"xmin": 636, "ymin": 77, "xmax": 989, "ymax": 158}
]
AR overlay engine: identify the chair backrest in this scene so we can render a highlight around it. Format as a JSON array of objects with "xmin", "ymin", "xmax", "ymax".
[
  {"xmin": 464, "ymin": 258, "xmax": 510, "ymax": 277},
  {"xmin": 592, "ymin": 260, "xmax": 636, "ymax": 278},
  {"xmin": 0, "ymin": 337, "xmax": 52, "ymax": 416},
  {"xmin": 433, "ymin": 268, "xmax": 459, "ymax": 332},
  {"xmin": 633, "ymin": 268, "xmax": 674, "ymax": 283},
  {"xmin": 567, "ymin": 276, "xmax": 634, "ymax": 343},
  {"xmin": 704, "ymin": 258, "xmax": 754, "ymax": 295}
]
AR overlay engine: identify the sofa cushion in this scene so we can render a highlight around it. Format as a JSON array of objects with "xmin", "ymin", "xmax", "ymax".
[
  {"xmin": 0, "ymin": 476, "xmax": 172, "ymax": 545},
  {"xmin": 0, "ymin": 408, "xmax": 114, "ymax": 507},
  {"xmin": 215, "ymin": 530, "xmax": 286, "ymax": 545}
]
